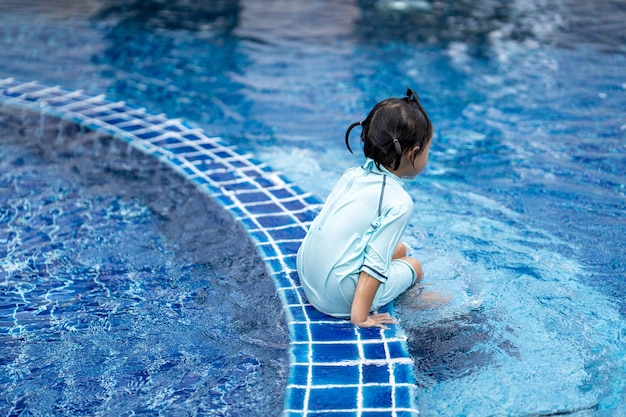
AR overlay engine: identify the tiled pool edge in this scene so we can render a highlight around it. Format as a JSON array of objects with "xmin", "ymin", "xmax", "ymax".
[{"xmin": 0, "ymin": 78, "xmax": 420, "ymax": 416}]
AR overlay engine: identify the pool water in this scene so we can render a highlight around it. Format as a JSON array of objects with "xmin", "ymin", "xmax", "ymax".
[{"xmin": 1, "ymin": 0, "xmax": 625, "ymax": 416}]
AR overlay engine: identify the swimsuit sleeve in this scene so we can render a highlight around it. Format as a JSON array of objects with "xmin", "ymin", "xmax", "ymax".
[{"xmin": 360, "ymin": 198, "xmax": 413, "ymax": 283}]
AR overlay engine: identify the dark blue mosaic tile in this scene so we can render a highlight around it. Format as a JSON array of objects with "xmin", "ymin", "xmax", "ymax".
[
  {"xmin": 180, "ymin": 132, "xmax": 204, "ymax": 141},
  {"xmin": 267, "ymin": 225, "xmax": 307, "ymax": 241},
  {"xmin": 357, "ymin": 327, "xmax": 388, "ymax": 340},
  {"xmin": 214, "ymin": 171, "xmax": 243, "ymax": 183},
  {"xmin": 197, "ymin": 141, "xmax": 219, "ymax": 151},
  {"xmin": 256, "ymin": 243, "xmax": 277, "ymax": 258},
  {"xmin": 362, "ymin": 342, "xmax": 387, "ymax": 361},
  {"xmin": 235, "ymin": 217, "xmax": 258, "ymax": 231},
  {"xmin": 386, "ymin": 341, "xmax": 407, "ymax": 359},
  {"xmin": 308, "ymin": 386, "xmax": 358, "ymax": 410},
  {"xmin": 281, "ymin": 254, "xmax": 298, "ymax": 270},
  {"xmin": 230, "ymin": 159, "xmax": 251, "ymax": 168},
  {"xmin": 362, "ymin": 385, "xmax": 393, "ymax": 409},
  {"xmin": 264, "ymin": 258, "xmax": 286, "ymax": 275},
  {"xmin": 166, "ymin": 145, "xmax": 199, "ymax": 155},
  {"xmin": 269, "ymin": 187, "xmax": 297, "ymax": 199},
  {"xmin": 213, "ymin": 150, "xmax": 235, "ymax": 159},
  {"xmin": 393, "ymin": 385, "xmax": 417, "ymax": 410},
  {"xmin": 253, "ymin": 176, "xmax": 275, "ymax": 188},
  {"xmin": 311, "ymin": 343, "xmax": 359, "ymax": 362},
  {"xmin": 304, "ymin": 195, "xmax": 322, "ymax": 205},
  {"xmin": 285, "ymin": 387, "xmax": 307, "ymax": 410},
  {"xmin": 392, "ymin": 363, "xmax": 416, "ymax": 385},
  {"xmin": 118, "ymin": 123, "xmax": 145, "ymax": 132},
  {"xmin": 288, "ymin": 364, "xmax": 310, "ymax": 386},
  {"xmin": 256, "ymin": 214, "xmax": 296, "ymax": 229},
  {"xmin": 282, "ymin": 200, "xmax": 307, "ymax": 211},
  {"xmin": 277, "ymin": 241, "xmax": 301, "ymax": 256},
  {"xmin": 212, "ymin": 194, "xmax": 235, "ymax": 207},
  {"xmin": 309, "ymin": 323, "xmax": 357, "ymax": 343},
  {"xmin": 362, "ymin": 363, "xmax": 391, "ymax": 384},
  {"xmin": 312, "ymin": 364, "xmax": 359, "ymax": 386},
  {"xmin": 224, "ymin": 181, "xmax": 258, "ymax": 192},
  {"xmin": 247, "ymin": 229, "xmax": 270, "ymax": 244},
  {"xmin": 303, "ymin": 305, "xmax": 331, "ymax": 322},
  {"xmin": 135, "ymin": 130, "xmax": 162, "ymax": 140},
  {"xmin": 246, "ymin": 202, "xmax": 283, "ymax": 215},
  {"xmin": 286, "ymin": 305, "xmax": 309, "ymax": 322},
  {"xmin": 362, "ymin": 411, "xmax": 401, "ymax": 417},
  {"xmin": 233, "ymin": 191, "xmax": 269, "ymax": 203},
  {"xmin": 277, "ymin": 287, "xmax": 301, "ymax": 304},
  {"xmin": 163, "ymin": 123, "xmax": 186, "ymax": 133},
  {"xmin": 293, "ymin": 209, "xmax": 319, "ymax": 223},
  {"xmin": 291, "ymin": 323, "xmax": 314, "ymax": 342}
]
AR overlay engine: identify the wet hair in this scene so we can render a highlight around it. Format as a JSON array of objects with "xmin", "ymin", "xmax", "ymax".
[{"xmin": 345, "ymin": 88, "xmax": 433, "ymax": 171}]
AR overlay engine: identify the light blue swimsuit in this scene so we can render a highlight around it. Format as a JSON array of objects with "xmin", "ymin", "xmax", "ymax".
[{"xmin": 296, "ymin": 158, "xmax": 417, "ymax": 318}]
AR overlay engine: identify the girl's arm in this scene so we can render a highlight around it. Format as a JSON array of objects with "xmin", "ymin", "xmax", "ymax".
[{"xmin": 350, "ymin": 271, "xmax": 398, "ymax": 329}]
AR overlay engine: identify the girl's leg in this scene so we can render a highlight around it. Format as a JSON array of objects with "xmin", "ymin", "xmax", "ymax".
[{"xmin": 392, "ymin": 242, "xmax": 408, "ymax": 259}]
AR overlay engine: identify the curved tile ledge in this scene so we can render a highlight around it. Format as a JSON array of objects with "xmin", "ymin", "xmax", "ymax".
[{"xmin": 0, "ymin": 78, "xmax": 419, "ymax": 416}]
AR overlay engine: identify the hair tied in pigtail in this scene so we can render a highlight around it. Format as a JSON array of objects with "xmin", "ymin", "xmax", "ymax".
[
  {"xmin": 344, "ymin": 121, "xmax": 362, "ymax": 154},
  {"xmin": 405, "ymin": 87, "xmax": 422, "ymax": 105},
  {"xmin": 392, "ymin": 138, "xmax": 403, "ymax": 170},
  {"xmin": 392, "ymin": 138, "xmax": 402, "ymax": 156}
]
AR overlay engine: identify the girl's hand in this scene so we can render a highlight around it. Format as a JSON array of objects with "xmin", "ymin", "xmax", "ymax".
[{"xmin": 352, "ymin": 312, "xmax": 398, "ymax": 329}]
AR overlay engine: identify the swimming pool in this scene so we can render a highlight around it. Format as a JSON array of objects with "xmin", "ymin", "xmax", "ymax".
[{"xmin": 1, "ymin": 0, "xmax": 625, "ymax": 416}]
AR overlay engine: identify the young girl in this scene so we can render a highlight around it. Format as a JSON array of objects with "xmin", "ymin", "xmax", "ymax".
[{"xmin": 296, "ymin": 88, "xmax": 433, "ymax": 329}]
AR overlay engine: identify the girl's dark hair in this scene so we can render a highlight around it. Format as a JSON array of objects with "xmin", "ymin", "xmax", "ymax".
[{"xmin": 345, "ymin": 88, "xmax": 433, "ymax": 171}]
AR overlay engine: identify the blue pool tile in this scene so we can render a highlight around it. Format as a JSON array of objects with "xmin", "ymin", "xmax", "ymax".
[
  {"xmin": 311, "ymin": 343, "xmax": 359, "ymax": 362},
  {"xmin": 282, "ymin": 200, "xmax": 307, "ymax": 211},
  {"xmin": 291, "ymin": 323, "xmax": 313, "ymax": 342},
  {"xmin": 311, "ymin": 364, "xmax": 359, "ymax": 385},
  {"xmin": 386, "ymin": 341, "xmax": 408, "ymax": 359},
  {"xmin": 289, "ymin": 364, "xmax": 310, "ymax": 386},
  {"xmin": 135, "ymin": 130, "xmax": 161, "ymax": 140},
  {"xmin": 246, "ymin": 202, "xmax": 283, "ymax": 215},
  {"xmin": 286, "ymin": 305, "xmax": 309, "ymax": 322},
  {"xmin": 147, "ymin": 136, "xmax": 183, "ymax": 147},
  {"xmin": 302, "ymin": 305, "xmax": 331, "ymax": 322},
  {"xmin": 257, "ymin": 243, "xmax": 278, "ymax": 258},
  {"xmin": 256, "ymin": 214, "xmax": 296, "ymax": 228},
  {"xmin": 362, "ymin": 363, "xmax": 391, "ymax": 384},
  {"xmin": 309, "ymin": 323, "xmax": 357, "ymax": 343},
  {"xmin": 277, "ymin": 240, "xmax": 301, "ymax": 254},
  {"xmin": 392, "ymin": 363, "xmax": 416, "ymax": 385},
  {"xmin": 362, "ymin": 385, "xmax": 393, "ymax": 409},
  {"xmin": 281, "ymin": 256, "xmax": 298, "ymax": 272},
  {"xmin": 237, "ymin": 191, "xmax": 271, "ymax": 203},
  {"xmin": 269, "ymin": 187, "xmax": 297, "ymax": 199},
  {"xmin": 118, "ymin": 123, "xmax": 145, "ymax": 132},
  {"xmin": 267, "ymin": 225, "xmax": 307, "ymax": 241},
  {"xmin": 247, "ymin": 229, "xmax": 270, "ymax": 244},
  {"xmin": 166, "ymin": 145, "xmax": 199, "ymax": 155},
  {"xmin": 285, "ymin": 387, "xmax": 307, "ymax": 410},
  {"xmin": 362, "ymin": 342, "xmax": 387, "ymax": 361},
  {"xmin": 225, "ymin": 181, "xmax": 258, "ymax": 192},
  {"xmin": 308, "ymin": 386, "xmax": 358, "ymax": 410},
  {"xmin": 278, "ymin": 287, "xmax": 301, "ymax": 305},
  {"xmin": 393, "ymin": 385, "xmax": 418, "ymax": 409},
  {"xmin": 208, "ymin": 170, "xmax": 239, "ymax": 183}
]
